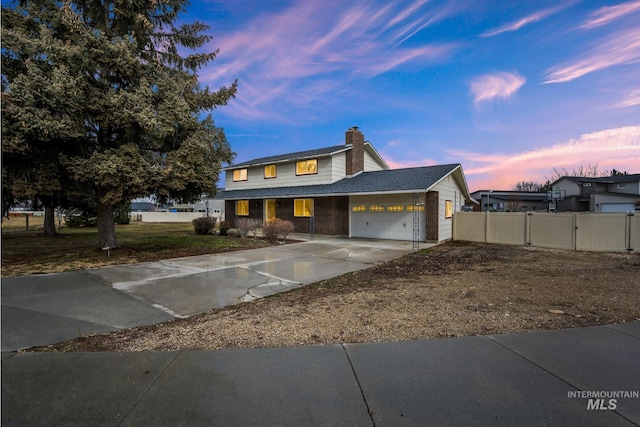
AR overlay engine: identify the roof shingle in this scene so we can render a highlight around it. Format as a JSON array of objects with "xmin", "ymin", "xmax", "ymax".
[
  {"xmin": 216, "ymin": 164, "xmax": 461, "ymax": 199},
  {"xmin": 224, "ymin": 145, "xmax": 349, "ymax": 169}
]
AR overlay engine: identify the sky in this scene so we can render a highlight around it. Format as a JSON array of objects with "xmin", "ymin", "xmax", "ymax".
[{"xmin": 186, "ymin": 0, "xmax": 640, "ymax": 191}]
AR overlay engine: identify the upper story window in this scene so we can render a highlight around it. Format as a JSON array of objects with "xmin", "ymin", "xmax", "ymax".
[
  {"xmin": 296, "ymin": 159, "xmax": 317, "ymax": 176},
  {"xmin": 618, "ymin": 183, "xmax": 627, "ymax": 189},
  {"xmin": 264, "ymin": 164, "xmax": 277, "ymax": 179},
  {"xmin": 233, "ymin": 169, "xmax": 248, "ymax": 182}
]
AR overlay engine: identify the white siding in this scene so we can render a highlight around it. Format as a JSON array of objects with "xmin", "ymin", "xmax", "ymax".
[
  {"xmin": 432, "ymin": 174, "xmax": 465, "ymax": 241},
  {"xmin": 363, "ymin": 148, "xmax": 388, "ymax": 172},
  {"xmin": 607, "ymin": 181, "xmax": 640, "ymax": 195},
  {"xmin": 554, "ymin": 178, "xmax": 581, "ymax": 196},
  {"xmin": 225, "ymin": 156, "xmax": 337, "ymax": 191},
  {"xmin": 331, "ymin": 152, "xmax": 347, "ymax": 182}
]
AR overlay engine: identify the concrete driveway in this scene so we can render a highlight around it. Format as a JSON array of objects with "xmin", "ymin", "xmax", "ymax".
[{"xmin": 1, "ymin": 237, "xmax": 419, "ymax": 351}]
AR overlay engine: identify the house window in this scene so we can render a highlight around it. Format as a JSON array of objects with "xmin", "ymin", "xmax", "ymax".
[
  {"xmin": 387, "ymin": 205, "xmax": 404, "ymax": 212},
  {"xmin": 369, "ymin": 206, "xmax": 384, "ymax": 212},
  {"xmin": 352, "ymin": 205, "xmax": 366, "ymax": 212},
  {"xmin": 294, "ymin": 199, "xmax": 313, "ymax": 217},
  {"xmin": 233, "ymin": 169, "xmax": 248, "ymax": 182},
  {"xmin": 296, "ymin": 159, "xmax": 318, "ymax": 175},
  {"xmin": 445, "ymin": 200, "xmax": 453, "ymax": 218},
  {"xmin": 237, "ymin": 200, "xmax": 249, "ymax": 216},
  {"xmin": 407, "ymin": 205, "xmax": 424, "ymax": 212},
  {"xmin": 618, "ymin": 183, "xmax": 627, "ymax": 189},
  {"xmin": 264, "ymin": 164, "xmax": 277, "ymax": 179}
]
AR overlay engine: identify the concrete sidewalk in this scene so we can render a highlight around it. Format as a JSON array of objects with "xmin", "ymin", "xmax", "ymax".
[
  {"xmin": 2, "ymin": 323, "xmax": 639, "ymax": 426},
  {"xmin": 1, "ymin": 237, "xmax": 417, "ymax": 351}
]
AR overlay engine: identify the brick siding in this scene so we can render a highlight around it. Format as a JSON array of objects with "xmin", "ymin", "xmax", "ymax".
[
  {"xmin": 225, "ymin": 197, "xmax": 349, "ymax": 235},
  {"xmin": 345, "ymin": 127, "xmax": 365, "ymax": 176},
  {"xmin": 426, "ymin": 191, "xmax": 439, "ymax": 241}
]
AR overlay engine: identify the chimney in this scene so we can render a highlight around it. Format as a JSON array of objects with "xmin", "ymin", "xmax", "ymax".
[{"xmin": 345, "ymin": 126, "xmax": 365, "ymax": 176}]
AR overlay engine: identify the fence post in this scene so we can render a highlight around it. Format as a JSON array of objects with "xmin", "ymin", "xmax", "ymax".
[
  {"xmin": 628, "ymin": 213, "xmax": 634, "ymax": 252},
  {"xmin": 484, "ymin": 211, "xmax": 489, "ymax": 243},
  {"xmin": 526, "ymin": 212, "xmax": 532, "ymax": 245},
  {"xmin": 573, "ymin": 213, "xmax": 578, "ymax": 251}
]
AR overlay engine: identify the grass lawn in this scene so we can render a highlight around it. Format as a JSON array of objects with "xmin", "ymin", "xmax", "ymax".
[{"xmin": 1, "ymin": 216, "xmax": 269, "ymax": 277}]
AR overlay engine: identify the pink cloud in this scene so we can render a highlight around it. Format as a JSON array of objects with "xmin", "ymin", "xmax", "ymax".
[
  {"xmin": 470, "ymin": 72, "xmax": 526, "ymax": 105},
  {"xmin": 201, "ymin": 0, "xmax": 456, "ymax": 122},
  {"xmin": 581, "ymin": 0, "xmax": 640, "ymax": 29},
  {"xmin": 612, "ymin": 89, "xmax": 640, "ymax": 109},
  {"xmin": 449, "ymin": 126, "xmax": 640, "ymax": 190},
  {"xmin": 386, "ymin": 158, "xmax": 439, "ymax": 169},
  {"xmin": 481, "ymin": 4, "xmax": 569, "ymax": 37},
  {"xmin": 544, "ymin": 27, "xmax": 640, "ymax": 84}
]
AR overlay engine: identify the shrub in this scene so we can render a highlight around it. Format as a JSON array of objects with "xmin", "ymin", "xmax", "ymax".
[
  {"xmin": 192, "ymin": 216, "xmax": 217, "ymax": 235},
  {"xmin": 236, "ymin": 217, "xmax": 263, "ymax": 238},
  {"xmin": 262, "ymin": 218, "xmax": 279, "ymax": 243},
  {"xmin": 64, "ymin": 209, "xmax": 97, "ymax": 228},
  {"xmin": 279, "ymin": 219, "xmax": 295, "ymax": 244},
  {"xmin": 263, "ymin": 218, "xmax": 295, "ymax": 244},
  {"xmin": 235, "ymin": 218, "xmax": 251, "ymax": 238},
  {"xmin": 219, "ymin": 221, "xmax": 231, "ymax": 236},
  {"xmin": 248, "ymin": 218, "xmax": 263, "ymax": 239}
]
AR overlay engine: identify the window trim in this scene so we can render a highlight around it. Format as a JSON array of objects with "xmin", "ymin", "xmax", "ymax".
[
  {"xmin": 296, "ymin": 159, "xmax": 318, "ymax": 176},
  {"xmin": 233, "ymin": 168, "xmax": 248, "ymax": 182},
  {"xmin": 237, "ymin": 200, "xmax": 249, "ymax": 216},
  {"xmin": 264, "ymin": 164, "xmax": 277, "ymax": 179},
  {"xmin": 294, "ymin": 199, "xmax": 314, "ymax": 217}
]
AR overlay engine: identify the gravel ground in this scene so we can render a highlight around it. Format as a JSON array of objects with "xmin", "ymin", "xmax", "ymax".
[{"xmin": 35, "ymin": 241, "xmax": 640, "ymax": 352}]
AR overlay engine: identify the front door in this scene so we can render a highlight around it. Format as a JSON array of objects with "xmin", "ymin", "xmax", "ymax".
[{"xmin": 265, "ymin": 199, "xmax": 276, "ymax": 222}]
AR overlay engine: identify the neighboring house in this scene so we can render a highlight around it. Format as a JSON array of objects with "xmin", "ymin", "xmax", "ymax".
[
  {"xmin": 193, "ymin": 197, "xmax": 225, "ymax": 221},
  {"xmin": 216, "ymin": 127, "xmax": 472, "ymax": 242},
  {"xmin": 470, "ymin": 191, "xmax": 550, "ymax": 212},
  {"xmin": 130, "ymin": 201, "xmax": 156, "ymax": 212},
  {"xmin": 551, "ymin": 174, "xmax": 640, "ymax": 212}
]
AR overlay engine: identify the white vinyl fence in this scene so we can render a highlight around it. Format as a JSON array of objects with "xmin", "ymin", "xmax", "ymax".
[
  {"xmin": 134, "ymin": 212, "xmax": 211, "ymax": 223},
  {"xmin": 453, "ymin": 212, "xmax": 639, "ymax": 252}
]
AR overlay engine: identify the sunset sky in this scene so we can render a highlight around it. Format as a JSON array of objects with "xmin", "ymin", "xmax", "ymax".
[{"xmin": 191, "ymin": 0, "xmax": 640, "ymax": 191}]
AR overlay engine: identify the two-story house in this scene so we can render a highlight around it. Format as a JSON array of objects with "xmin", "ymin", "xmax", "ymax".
[
  {"xmin": 216, "ymin": 127, "xmax": 472, "ymax": 242},
  {"xmin": 551, "ymin": 174, "xmax": 640, "ymax": 212}
]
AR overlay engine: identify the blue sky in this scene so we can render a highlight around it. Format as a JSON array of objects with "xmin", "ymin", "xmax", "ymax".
[{"xmin": 193, "ymin": 0, "xmax": 640, "ymax": 190}]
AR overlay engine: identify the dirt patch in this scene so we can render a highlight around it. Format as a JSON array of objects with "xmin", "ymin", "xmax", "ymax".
[{"xmin": 34, "ymin": 241, "xmax": 640, "ymax": 352}]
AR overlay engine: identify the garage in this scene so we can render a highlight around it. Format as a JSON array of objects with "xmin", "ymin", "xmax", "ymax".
[
  {"xmin": 350, "ymin": 203, "xmax": 425, "ymax": 241},
  {"xmin": 600, "ymin": 203, "xmax": 635, "ymax": 213}
]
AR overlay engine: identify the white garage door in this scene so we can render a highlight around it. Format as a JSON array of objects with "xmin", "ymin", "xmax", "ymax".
[
  {"xmin": 601, "ymin": 203, "xmax": 634, "ymax": 212},
  {"xmin": 350, "ymin": 204, "xmax": 425, "ymax": 241}
]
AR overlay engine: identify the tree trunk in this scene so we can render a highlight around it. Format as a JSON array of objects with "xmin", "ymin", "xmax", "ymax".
[
  {"xmin": 97, "ymin": 201, "xmax": 119, "ymax": 249},
  {"xmin": 43, "ymin": 205, "xmax": 57, "ymax": 235}
]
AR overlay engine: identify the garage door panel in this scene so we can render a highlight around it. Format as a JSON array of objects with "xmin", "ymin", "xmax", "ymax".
[
  {"xmin": 601, "ymin": 203, "xmax": 635, "ymax": 213},
  {"xmin": 351, "ymin": 205, "xmax": 424, "ymax": 241}
]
